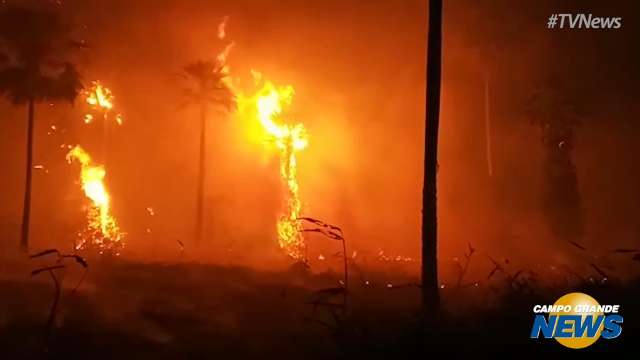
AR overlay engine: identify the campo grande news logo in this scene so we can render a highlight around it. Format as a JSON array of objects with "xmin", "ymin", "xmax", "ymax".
[{"xmin": 530, "ymin": 292, "xmax": 623, "ymax": 349}]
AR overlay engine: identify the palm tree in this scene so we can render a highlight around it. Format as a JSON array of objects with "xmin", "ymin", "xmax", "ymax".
[
  {"xmin": 181, "ymin": 60, "xmax": 234, "ymax": 245},
  {"xmin": 0, "ymin": 6, "xmax": 82, "ymax": 252},
  {"xmin": 422, "ymin": 0, "xmax": 442, "ymax": 317}
]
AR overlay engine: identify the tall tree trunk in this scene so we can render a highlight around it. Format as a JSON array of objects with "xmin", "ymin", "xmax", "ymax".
[
  {"xmin": 20, "ymin": 98, "xmax": 35, "ymax": 252},
  {"xmin": 484, "ymin": 75, "xmax": 493, "ymax": 177},
  {"xmin": 422, "ymin": 0, "xmax": 442, "ymax": 317},
  {"xmin": 195, "ymin": 104, "xmax": 207, "ymax": 244}
]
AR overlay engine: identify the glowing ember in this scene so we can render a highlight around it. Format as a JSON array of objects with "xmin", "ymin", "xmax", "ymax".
[
  {"xmin": 237, "ymin": 78, "xmax": 309, "ymax": 259},
  {"xmin": 66, "ymin": 145, "xmax": 124, "ymax": 254}
]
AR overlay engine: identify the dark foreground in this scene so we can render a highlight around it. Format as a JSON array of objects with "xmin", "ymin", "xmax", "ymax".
[{"xmin": 0, "ymin": 256, "xmax": 638, "ymax": 359}]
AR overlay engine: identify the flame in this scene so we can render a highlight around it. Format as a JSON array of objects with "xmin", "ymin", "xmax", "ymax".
[
  {"xmin": 237, "ymin": 79, "xmax": 309, "ymax": 259},
  {"xmin": 217, "ymin": 42, "xmax": 234, "ymax": 75},
  {"xmin": 216, "ymin": 17, "xmax": 309, "ymax": 259},
  {"xmin": 83, "ymin": 81, "xmax": 123, "ymax": 125},
  {"xmin": 218, "ymin": 16, "xmax": 229, "ymax": 39},
  {"xmin": 85, "ymin": 81, "xmax": 113, "ymax": 110},
  {"xmin": 66, "ymin": 145, "xmax": 124, "ymax": 254}
]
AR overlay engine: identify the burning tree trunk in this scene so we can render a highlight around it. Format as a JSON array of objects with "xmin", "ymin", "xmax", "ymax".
[
  {"xmin": 236, "ymin": 79, "xmax": 308, "ymax": 259},
  {"xmin": 422, "ymin": 0, "xmax": 442, "ymax": 316},
  {"xmin": 20, "ymin": 98, "xmax": 35, "ymax": 252}
]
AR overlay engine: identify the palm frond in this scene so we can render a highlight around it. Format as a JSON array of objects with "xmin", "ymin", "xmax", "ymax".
[
  {"xmin": 181, "ymin": 59, "xmax": 235, "ymax": 110},
  {"xmin": 0, "ymin": 62, "xmax": 81, "ymax": 105},
  {"xmin": 44, "ymin": 62, "xmax": 82, "ymax": 103},
  {"xmin": 0, "ymin": 6, "xmax": 82, "ymax": 105},
  {"xmin": 0, "ymin": 65, "xmax": 32, "ymax": 104}
]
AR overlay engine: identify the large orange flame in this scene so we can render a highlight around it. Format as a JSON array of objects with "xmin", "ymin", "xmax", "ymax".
[
  {"xmin": 66, "ymin": 145, "xmax": 124, "ymax": 254},
  {"xmin": 237, "ymin": 77, "xmax": 309, "ymax": 259}
]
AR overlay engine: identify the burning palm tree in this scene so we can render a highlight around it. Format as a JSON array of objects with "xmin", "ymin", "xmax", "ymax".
[
  {"xmin": 236, "ymin": 77, "xmax": 309, "ymax": 259},
  {"xmin": 181, "ymin": 59, "xmax": 235, "ymax": 245},
  {"xmin": 82, "ymin": 80, "xmax": 123, "ymax": 166},
  {"xmin": 0, "ymin": 6, "xmax": 82, "ymax": 252}
]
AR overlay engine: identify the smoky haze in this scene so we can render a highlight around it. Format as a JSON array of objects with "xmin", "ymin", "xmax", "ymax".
[{"xmin": 1, "ymin": 0, "xmax": 638, "ymax": 281}]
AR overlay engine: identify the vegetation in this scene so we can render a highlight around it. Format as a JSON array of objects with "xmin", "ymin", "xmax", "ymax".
[
  {"xmin": 180, "ymin": 60, "xmax": 235, "ymax": 245},
  {"xmin": 0, "ymin": 5, "xmax": 82, "ymax": 252}
]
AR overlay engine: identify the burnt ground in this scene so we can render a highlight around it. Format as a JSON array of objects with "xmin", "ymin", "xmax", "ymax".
[{"xmin": 0, "ymin": 255, "xmax": 638, "ymax": 359}]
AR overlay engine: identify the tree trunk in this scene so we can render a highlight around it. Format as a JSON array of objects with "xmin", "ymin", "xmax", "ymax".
[
  {"xmin": 195, "ymin": 104, "xmax": 207, "ymax": 244},
  {"xmin": 102, "ymin": 111, "xmax": 109, "ymax": 167},
  {"xmin": 484, "ymin": 75, "xmax": 493, "ymax": 177},
  {"xmin": 422, "ymin": 0, "xmax": 442, "ymax": 317},
  {"xmin": 20, "ymin": 98, "xmax": 35, "ymax": 252}
]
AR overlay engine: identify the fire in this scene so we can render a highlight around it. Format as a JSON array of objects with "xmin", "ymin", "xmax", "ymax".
[
  {"xmin": 85, "ymin": 81, "xmax": 113, "ymax": 110},
  {"xmin": 218, "ymin": 15, "xmax": 229, "ymax": 40},
  {"xmin": 237, "ymin": 78, "xmax": 309, "ymax": 259},
  {"xmin": 218, "ymin": 17, "xmax": 309, "ymax": 259},
  {"xmin": 66, "ymin": 145, "xmax": 124, "ymax": 254},
  {"xmin": 83, "ymin": 81, "xmax": 123, "ymax": 125}
]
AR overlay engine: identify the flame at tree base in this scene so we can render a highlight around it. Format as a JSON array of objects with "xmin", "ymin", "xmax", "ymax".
[
  {"xmin": 276, "ymin": 135, "xmax": 305, "ymax": 259},
  {"xmin": 66, "ymin": 145, "xmax": 124, "ymax": 254}
]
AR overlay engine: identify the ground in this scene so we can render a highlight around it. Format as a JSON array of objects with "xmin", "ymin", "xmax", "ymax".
[{"xmin": 0, "ymin": 253, "xmax": 638, "ymax": 358}]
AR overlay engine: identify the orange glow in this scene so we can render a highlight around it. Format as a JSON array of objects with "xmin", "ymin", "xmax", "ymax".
[
  {"xmin": 236, "ymin": 77, "xmax": 309, "ymax": 259},
  {"xmin": 66, "ymin": 145, "xmax": 124, "ymax": 254}
]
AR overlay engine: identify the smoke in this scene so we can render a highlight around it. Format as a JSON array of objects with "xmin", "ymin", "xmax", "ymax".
[{"xmin": 0, "ymin": 0, "xmax": 638, "ymax": 281}]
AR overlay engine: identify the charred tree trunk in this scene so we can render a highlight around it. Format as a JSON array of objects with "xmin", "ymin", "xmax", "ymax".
[
  {"xmin": 422, "ymin": 0, "xmax": 442, "ymax": 317},
  {"xmin": 195, "ymin": 104, "xmax": 207, "ymax": 244},
  {"xmin": 20, "ymin": 98, "xmax": 35, "ymax": 252}
]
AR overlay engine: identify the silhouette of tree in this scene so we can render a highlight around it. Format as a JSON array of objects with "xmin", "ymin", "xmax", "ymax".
[
  {"xmin": 180, "ymin": 60, "xmax": 234, "ymax": 245},
  {"xmin": 422, "ymin": 0, "xmax": 442, "ymax": 318},
  {"xmin": 0, "ymin": 6, "xmax": 82, "ymax": 252}
]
